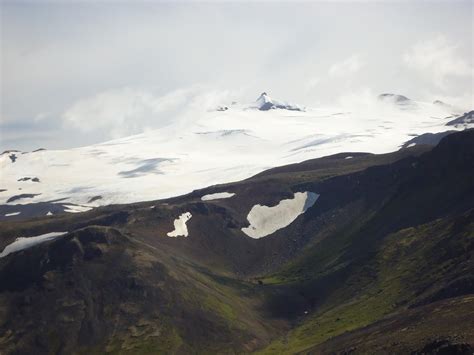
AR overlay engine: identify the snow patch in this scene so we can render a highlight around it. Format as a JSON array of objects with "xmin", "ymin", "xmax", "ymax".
[
  {"xmin": 5, "ymin": 212, "xmax": 20, "ymax": 217},
  {"xmin": 406, "ymin": 143, "xmax": 417, "ymax": 148},
  {"xmin": 46, "ymin": 211, "xmax": 53, "ymax": 216},
  {"xmin": 0, "ymin": 232, "xmax": 67, "ymax": 258},
  {"xmin": 201, "ymin": 192, "xmax": 235, "ymax": 201},
  {"xmin": 344, "ymin": 156, "xmax": 353, "ymax": 159},
  {"xmin": 242, "ymin": 192, "xmax": 319, "ymax": 239},
  {"xmin": 63, "ymin": 205, "xmax": 93, "ymax": 213},
  {"xmin": 167, "ymin": 212, "xmax": 192, "ymax": 237}
]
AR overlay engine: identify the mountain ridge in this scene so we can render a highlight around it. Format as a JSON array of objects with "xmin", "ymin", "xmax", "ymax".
[{"xmin": 0, "ymin": 129, "xmax": 472, "ymax": 354}]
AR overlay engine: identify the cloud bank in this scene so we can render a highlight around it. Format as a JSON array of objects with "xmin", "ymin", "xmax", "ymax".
[{"xmin": 1, "ymin": 1, "xmax": 472, "ymax": 150}]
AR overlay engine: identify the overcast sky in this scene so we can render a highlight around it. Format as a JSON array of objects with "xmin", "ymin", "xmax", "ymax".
[{"xmin": 1, "ymin": 0, "xmax": 473, "ymax": 151}]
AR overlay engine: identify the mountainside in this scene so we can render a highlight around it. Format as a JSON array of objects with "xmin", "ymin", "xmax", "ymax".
[
  {"xmin": 1, "ymin": 95, "xmax": 466, "ymax": 217},
  {"xmin": 447, "ymin": 110, "xmax": 474, "ymax": 127},
  {"xmin": 0, "ymin": 129, "xmax": 473, "ymax": 354}
]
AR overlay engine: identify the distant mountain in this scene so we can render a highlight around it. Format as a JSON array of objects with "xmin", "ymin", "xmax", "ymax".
[
  {"xmin": 0, "ymin": 130, "xmax": 472, "ymax": 353},
  {"xmin": 447, "ymin": 110, "xmax": 474, "ymax": 127},
  {"xmin": 378, "ymin": 93, "xmax": 417, "ymax": 109},
  {"xmin": 433, "ymin": 100, "xmax": 465, "ymax": 116},
  {"xmin": 433, "ymin": 99, "xmax": 453, "ymax": 110}
]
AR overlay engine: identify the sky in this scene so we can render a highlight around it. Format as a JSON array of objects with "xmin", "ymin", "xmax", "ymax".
[{"xmin": 1, "ymin": 0, "xmax": 473, "ymax": 151}]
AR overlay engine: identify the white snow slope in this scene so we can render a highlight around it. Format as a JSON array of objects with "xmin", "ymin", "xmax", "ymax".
[
  {"xmin": 242, "ymin": 192, "xmax": 319, "ymax": 239},
  {"xmin": 0, "ymin": 96, "xmax": 467, "ymax": 208},
  {"xmin": 0, "ymin": 232, "xmax": 68, "ymax": 258}
]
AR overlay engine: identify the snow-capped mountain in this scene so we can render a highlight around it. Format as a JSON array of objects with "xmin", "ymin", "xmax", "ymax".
[
  {"xmin": 253, "ymin": 92, "xmax": 303, "ymax": 111},
  {"xmin": 0, "ymin": 94, "xmax": 470, "ymax": 213},
  {"xmin": 378, "ymin": 93, "xmax": 417, "ymax": 109}
]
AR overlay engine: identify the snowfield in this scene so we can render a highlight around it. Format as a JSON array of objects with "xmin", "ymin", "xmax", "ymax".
[
  {"xmin": 242, "ymin": 192, "xmax": 319, "ymax": 239},
  {"xmin": 0, "ymin": 232, "xmax": 67, "ymax": 258},
  {"xmin": 167, "ymin": 212, "xmax": 192, "ymax": 237},
  {"xmin": 0, "ymin": 96, "xmax": 468, "ymax": 209},
  {"xmin": 201, "ymin": 192, "xmax": 236, "ymax": 201}
]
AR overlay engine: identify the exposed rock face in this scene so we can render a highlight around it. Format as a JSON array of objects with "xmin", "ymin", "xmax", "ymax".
[
  {"xmin": 6, "ymin": 193, "xmax": 41, "ymax": 203},
  {"xmin": 255, "ymin": 92, "xmax": 303, "ymax": 111},
  {"xmin": 447, "ymin": 110, "xmax": 474, "ymax": 127},
  {"xmin": 379, "ymin": 93, "xmax": 411, "ymax": 102},
  {"xmin": 401, "ymin": 131, "xmax": 456, "ymax": 149},
  {"xmin": 378, "ymin": 93, "xmax": 417, "ymax": 109}
]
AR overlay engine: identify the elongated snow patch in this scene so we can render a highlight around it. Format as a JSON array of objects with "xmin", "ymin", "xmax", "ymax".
[
  {"xmin": 63, "ymin": 204, "xmax": 93, "ymax": 213},
  {"xmin": 167, "ymin": 212, "xmax": 192, "ymax": 237},
  {"xmin": 0, "ymin": 232, "xmax": 67, "ymax": 258},
  {"xmin": 201, "ymin": 192, "xmax": 235, "ymax": 201},
  {"xmin": 5, "ymin": 212, "xmax": 20, "ymax": 217},
  {"xmin": 242, "ymin": 192, "xmax": 319, "ymax": 239}
]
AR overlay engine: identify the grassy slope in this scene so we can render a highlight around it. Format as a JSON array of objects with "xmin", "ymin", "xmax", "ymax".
[
  {"xmin": 258, "ymin": 210, "xmax": 474, "ymax": 354},
  {"xmin": 0, "ymin": 226, "xmax": 281, "ymax": 354}
]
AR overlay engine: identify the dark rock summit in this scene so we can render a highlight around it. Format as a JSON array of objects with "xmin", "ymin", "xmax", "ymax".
[{"xmin": 255, "ymin": 92, "xmax": 304, "ymax": 111}]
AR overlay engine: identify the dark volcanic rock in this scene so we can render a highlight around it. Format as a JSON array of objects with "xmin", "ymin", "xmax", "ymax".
[
  {"xmin": 447, "ymin": 110, "xmax": 474, "ymax": 127},
  {"xmin": 17, "ymin": 177, "xmax": 40, "ymax": 183},
  {"xmin": 401, "ymin": 131, "xmax": 456, "ymax": 149},
  {"xmin": 87, "ymin": 195, "xmax": 102, "ymax": 203},
  {"xmin": 6, "ymin": 193, "xmax": 41, "ymax": 203},
  {"xmin": 255, "ymin": 92, "xmax": 303, "ymax": 111},
  {"xmin": 412, "ymin": 339, "xmax": 473, "ymax": 355},
  {"xmin": 378, "ymin": 93, "xmax": 417, "ymax": 109},
  {"xmin": 379, "ymin": 93, "xmax": 411, "ymax": 103}
]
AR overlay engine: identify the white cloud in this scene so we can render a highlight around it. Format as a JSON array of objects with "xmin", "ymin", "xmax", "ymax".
[
  {"xmin": 305, "ymin": 76, "xmax": 320, "ymax": 92},
  {"xmin": 328, "ymin": 55, "xmax": 364, "ymax": 77},
  {"xmin": 2, "ymin": 2, "xmax": 473, "ymax": 150},
  {"xmin": 403, "ymin": 35, "xmax": 473, "ymax": 90},
  {"xmin": 63, "ymin": 87, "xmax": 237, "ymax": 139}
]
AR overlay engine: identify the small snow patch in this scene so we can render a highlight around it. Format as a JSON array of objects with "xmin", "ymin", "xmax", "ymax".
[
  {"xmin": 63, "ymin": 205, "xmax": 93, "ymax": 213},
  {"xmin": 201, "ymin": 192, "xmax": 235, "ymax": 201},
  {"xmin": 344, "ymin": 156, "xmax": 353, "ymax": 159},
  {"xmin": 242, "ymin": 192, "xmax": 319, "ymax": 239},
  {"xmin": 0, "ymin": 232, "xmax": 67, "ymax": 258},
  {"xmin": 167, "ymin": 212, "xmax": 192, "ymax": 238},
  {"xmin": 5, "ymin": 212, "xmax": 20, "ymax": 217},
  {"xmin": 406, "ymin": 143, "xmax": 417, "ymax": 148},
  {"xmin": 46, "ymin": 211, "xmax": 53, "ymax": 216}
]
